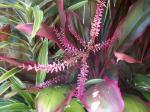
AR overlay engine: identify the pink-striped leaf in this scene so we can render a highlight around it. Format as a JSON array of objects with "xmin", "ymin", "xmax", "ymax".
[
  {"xmin": 114, "ymin": 51, "xmax": 141, "ymax": 63},
  {"xmin": 16, "ymin": 23, "xmax": 55, "ymax": 41}
]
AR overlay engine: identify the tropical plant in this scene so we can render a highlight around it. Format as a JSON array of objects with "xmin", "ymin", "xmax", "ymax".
[{"xmin": 0, "ymin": 0, "xmax": 150, "ymax": 112}]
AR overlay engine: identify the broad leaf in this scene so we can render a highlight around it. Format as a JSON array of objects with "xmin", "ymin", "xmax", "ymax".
[
  {"xmin": 36, "ymin": 86, "xmax": 70, "ymax": 112},
  {"xmin": 113, "ymin": 0, "xmax": 150, "ymax": 48},
  {"xmin": 64, "ymin": 98, "xmax": 85, "ymax": 112},
  {"xmin": 123, "ymin": 95, "xmax": 150, "ymax": 112},
  {"xmin": 36, "ymin": 39, "xmax": 48, "ymax": 84}
]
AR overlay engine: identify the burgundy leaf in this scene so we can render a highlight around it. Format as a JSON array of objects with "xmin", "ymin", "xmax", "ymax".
[
  {"xmin": 55, "ymin": 0, "xmax": 66, "ymax": 28},
  {"xmin": 0, "ymin": 25, "xmax": 10, "ymax": 40},
  {"xmin": 0, "ymin": 55, "xmax": 21, "ymax": 66},
  {"xmin": 16, "ymin": 23, "xmax": 53, "ymax": 39}
]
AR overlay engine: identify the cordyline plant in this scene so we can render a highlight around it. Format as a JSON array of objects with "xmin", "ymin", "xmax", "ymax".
[
  {"xmin": 0, "ymin": 0, "xmax": 150, "ymax": 111},
  {"xmin": 1, "ymin": 0, "xmax": 113, "ymax": 99}
]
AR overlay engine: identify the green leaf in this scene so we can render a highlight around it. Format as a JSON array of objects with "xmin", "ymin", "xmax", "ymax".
[
  {"xmin": 3, "ymin": 91, "xmax": 18, "ymax": 99},
  {"xmin": 36, "ymin": 39, "xmax": 48, "ymax": 84},
  {"xmin": 31, "ymin": 6, "xmax": 43, "ymax": 38},
  {"xmin": 0, "ymin": 68, "xmax": 21, "ymax": 84},
  {"xmin": 36, "ymin": 86, "xmax": 70, "ymax": 112},
  {"xmin": 142, "ymin": 92, "xmax": 150, "ymax": 102},
  {"xmin": 0, "ymin": 81, "xmax": 11, "ymax": 96},
  {"xmin": 9, "ymin": 76, "xmax": 34, "ymax": 107},
  {"xmin": 0, "ymin": 42, "xmax": 9, "ymax": 49},
  {"xmin": 0, "ymin": 67, "xmax": 6, "ymax": 74},
  {"xmin": 114, "ymin": 0, "xmax": 150, "ymax": 48},
  {"xmin": 50, "ymin": 49, "xmax": 64, "ymax": 59},
  {"xmin": 64, "ymin": 98, "xmax": 85, "ymax": 112},
  {"xmin": 85, "ymin": 79, "xmax": 104, "ymax": 87},
  {"xmin": 134, "ymin": 74, "xmax": 150, "ymax": 91},
  {"xmin": 0, "ymin": 98, "xmax": 16, "ymax": 106},
  {"xmin": 67, "ymin": 0, "xmax": 88, "ymax": 11},
  {"xmin": 133, "ymin": 74, "xmax": 150, "ymax": 102},
  {"xmin": 123, "ymin": 95, "xmax": 150, "ymax": 112},
  {"xmin": 0, "ymin": 102, "xmax": 30, "ymax": 112},
  {"xmin": 0, "ymin": 3, "xmax": 24, "ymax": 11}
]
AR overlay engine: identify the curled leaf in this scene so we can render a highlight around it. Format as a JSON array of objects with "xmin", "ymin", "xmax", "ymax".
[{"xmin": 114, "ymin": 51, "xmax": 141, "ymax": 63}]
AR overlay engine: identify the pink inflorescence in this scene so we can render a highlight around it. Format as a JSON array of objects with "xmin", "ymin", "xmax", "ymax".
[
  {"xmin": 93, "ymin": 38, "xmax": 112, "ymax": 53},
  {"xmin": 19, "ymin": 62, "xmax": 66, "ymax": 73},
  {"xmin": 76, "ymin": 62, "xmax": 89, "ymax": 99},
  {"xmin": 36, "ymin": 75, "xmax": 67, "ymax": 89},
  {"xmin": 90, "ymin": 0, "xmax": 106, "ymax": 41},
  {"xmin": 53, "ymin": 27, "xmax": 79, "ymax": 56}
]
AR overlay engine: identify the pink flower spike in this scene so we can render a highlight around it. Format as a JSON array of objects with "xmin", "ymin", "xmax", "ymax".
[
  {"xmin": 36, "ymin": 75, "xmax": 67, "ymax": 89},
  {"xmin": 53, "ymin": 27, "xmax": 79, "ymax": 56},
  {"xmin": 19, "ymin": 61, "xmax": 66, "ymax": 73},
  {"xmin": 90, "ymin": 0, "xmax": 106, "ymax": 44},
  {"xmin": 76, "ymin": 62, "xmax": 89, "ymax": 99}
]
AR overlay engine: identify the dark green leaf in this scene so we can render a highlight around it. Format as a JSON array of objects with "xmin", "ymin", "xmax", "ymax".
[
  {"xmin": 142, "ymin": 92, "xmax": 150, "ymax": 102},
  {"xmin": 114, "ymin": 0, "xmax": 150, "ymax": 48},
  {"xmin": 85, "ymin": 79, "xmax": 104, "ymax": 87},
  {"xmin": 134, "ymin": 74, "xmax": 150, "ymax": 91}
]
